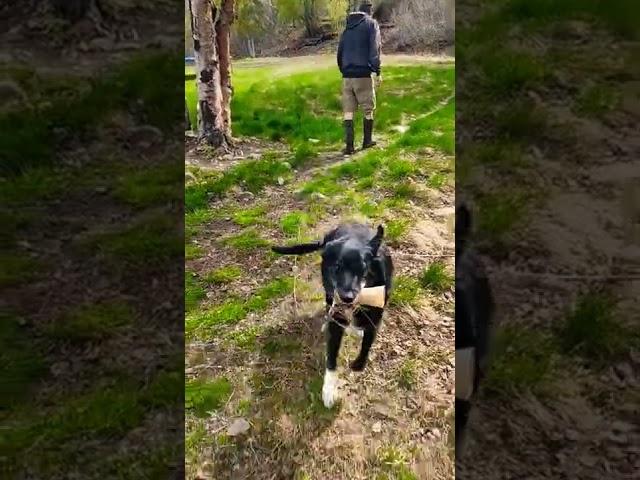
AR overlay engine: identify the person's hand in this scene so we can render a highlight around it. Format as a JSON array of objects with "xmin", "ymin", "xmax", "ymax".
[{"xmin": 375, "ymin": 73, "xmax": 382, "ymax": 87}]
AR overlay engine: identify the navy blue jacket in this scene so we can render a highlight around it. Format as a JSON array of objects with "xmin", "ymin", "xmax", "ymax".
[{"xmin": 337, "ymin": 12, "xmax": 381, "ymax": 78}]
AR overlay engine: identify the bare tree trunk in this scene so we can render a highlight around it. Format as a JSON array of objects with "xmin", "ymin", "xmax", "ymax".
[
  {"xmin": 189, "ymin": 0, "xmax": 229, "ymax": 148},
  {"xmin": 217, "ymin": 0, "xmax": 235, "ymax": 137},
  {"xmin": 247, "ymin": 38, "xmax": 256, "ymax": 58}
]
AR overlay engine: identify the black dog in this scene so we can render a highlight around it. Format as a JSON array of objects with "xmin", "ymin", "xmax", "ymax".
[
  {"xmin": 272, "ymin": 223, "xmax": 393, "ymax": 408},
  {"xmin": 455, "ymin": 204, "xmax": 494, "ymax": 453}
]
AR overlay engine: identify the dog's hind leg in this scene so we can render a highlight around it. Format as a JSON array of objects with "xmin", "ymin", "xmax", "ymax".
[{"xmin": 323, "ymin": 320, "xmax": 345, "ymax": 408}]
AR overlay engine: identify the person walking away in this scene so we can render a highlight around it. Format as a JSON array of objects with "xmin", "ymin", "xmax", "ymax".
[{"xmin": 337, "ymin": 0, "xmax": 382, "ymax": 155}]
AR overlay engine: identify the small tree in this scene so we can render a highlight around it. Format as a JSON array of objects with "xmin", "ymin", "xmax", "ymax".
[{"xmin": 189, "ymin": 0, "xmax": 235, "ymax": 148}]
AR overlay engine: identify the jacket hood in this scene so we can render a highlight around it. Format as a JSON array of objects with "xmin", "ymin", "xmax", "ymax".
[{"xmin": 346, "ymin": 12, "xmax": 367, "ymax": 29}]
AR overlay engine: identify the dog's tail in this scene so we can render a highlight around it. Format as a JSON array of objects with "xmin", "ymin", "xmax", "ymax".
[{"xmin": 271, "ymin": 240, "xmax": 323, "ymax": 255}]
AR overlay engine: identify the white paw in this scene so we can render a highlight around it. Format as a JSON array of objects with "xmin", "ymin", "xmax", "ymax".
[{"xmin": 322, "ymin": 369, "xmax": 339, "ymax": 408}]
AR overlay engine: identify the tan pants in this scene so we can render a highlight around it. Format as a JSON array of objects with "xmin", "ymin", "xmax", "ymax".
[{"xmin": 342, "ymin": 77, "xmax": 376, "ymax": 115}]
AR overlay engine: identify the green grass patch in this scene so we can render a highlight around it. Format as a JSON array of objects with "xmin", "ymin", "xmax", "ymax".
[
  {"xmin": 397, "ymin": 359, "xmax": 419, "ymax": 389},
  {"xmin": 203, "ymin": 265, "xmax": 243, "ymax": 285},
  {"xmin": 291, "ymin": 142, "xmax": 318, "ymax": 168},
  {"xmin": 225, "ymin": 326, "xmax": 263, "ymax": 351},
  {"xmin": 86, "ymin": 216, "xmax": 182, "ymax": 266},
  {"xmin": 390, "ymin": 276, "xmax": 421, "ymax": 308},
  {"xmin": 484, "ymin": 325, "xmax": 557, "ymax": 396},
  {"xmin": 334, "ymin": 152, "xmax": 384, "ymax": 180},
  {"xmin": 395, "ymin": 99, "xmax": 455, "ymax": 154},
  {"xmin": 113, "ymin": 163, "xmax": 182, "ymax": 207},
  {"xmin": 185, "ymin": 243, "xmax": 204, "ymax": 260},
  {"xmin": 495, "ymin": 100, "xmax": 547, "ymax": 140},
  {"xmin": 185, "ymin": 272, "xmax": 206, "ymax": 313},
  {"xmin": 45, "ymin": 301, "xmax": 134, "ymax": 342},
  {"xmin": 420, "ymin": 262, "xmax": 453, "ymax": 293},
  {"xmin": 233, "ymin": 206, "xmax": 268, "ymax": 226},
  {"xmin": 186, "ymin": 377, "xmax": 232, "ymax": 417},
  {"xmin": 220, "ymin": 65, "xmax": 454, "ymax": 148},
  {"xmin": 427, "ymin": 172, "xmax": 448, "ymax": 189},
  {"xmin": 479, "ymin": 48, "xmax": 546, "ymax": 95},
  {"xmin": 574, "ymin": 84, "xmax": 620, "ymax": 118},
  {"xmin": 299, "ymin": 174, "xmax": 343, "ymax": 197},
  {"xmin": 222, "ymin": 228, "xmax": 270, "ymax": 251},
  {"xmin": 559, "ymin": 294, "xmax": 631, "ymax": 363},
  {"xmin": 185, "ymin": 208, "xmax": 216, "ymax": 239},
  {"xmin": 2, "ymin": 370, "xmax": 181, "ymax": 470},
  {"xmin": 186, "ymin": 277, "xmax": 293, "ymax": 339},
  {"xmin": 386, "ymin": 158, "xmax": 417, "ymax": 180},
  {"xmin": 0, "ymin": 168, "xmax": 68, "ymax": 205},
  {"xmin": 476, "ymin": 191, "xmax": 530, "ymax": 242},
  {"xmin": 0, "ymin": 251, "xmax": 41, "ymax": 287},
  {"xmin": 280, "ymin": 211, "xmax": 312, "ymax": 236},
  {"xmin": 375, "ymin": 446, "xmax": 418, "ymax": 480},
  {"xmin": 386, "ymin": 219, "xmax": 411, "ymax": 243},
  {"xmin": 1, "ymin": 316, "xmax": 46, "ymax": 409},
  {"xmin": 391, "ymin": 182, "xmax": 417, "ymax": 199},
  {"xmin": 2, "ymin": 53, "xmax": 180, "ymax": 176},
  {"xmin": 185, "ymin": 153, "xmax": 292, "ymax": 209}
]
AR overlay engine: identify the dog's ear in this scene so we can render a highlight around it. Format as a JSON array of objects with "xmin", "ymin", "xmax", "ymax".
[
  {"xmin": 369, "ymin": 225, "xmax": 384, "ymax": 256},
  {"xmin": 456, "ymin": 204, "xmax": 472, "ymax": 244}
]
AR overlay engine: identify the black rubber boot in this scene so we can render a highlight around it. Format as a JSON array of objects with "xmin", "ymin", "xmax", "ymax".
[
  {"xmin": 363, "ymin": 118, "xmax": 377, "ymax": 149},
  {"xmin": 343, "ymin": 120, "xmax": 355, "ymax": 155}
]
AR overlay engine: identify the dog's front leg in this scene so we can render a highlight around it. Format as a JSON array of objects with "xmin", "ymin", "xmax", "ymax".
[
  {"xmin": 323, "ymin": 319, "xmax": 345, "ymax": 408},
  {"xmin": 350, "ymin": 324, "xmax": 377, "ymax": 371}
]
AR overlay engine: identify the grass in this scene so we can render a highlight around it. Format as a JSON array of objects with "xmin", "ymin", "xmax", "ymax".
[
  {"xmin": 185, "ymin": 153, "xmax": 292, "ymax": 209},
  {"xmin": 190, "ymin": 65, "xmax": 455, "ymax": 147},
  {"xmin": 113, "ymin": 163, "xmax": 182, "ymax": 208},
  {"xmin": 386, "ymin": 219, "xmax": 411, "ymax": 243},
  {"xmin": 376, "ymin": 446, "xmax": 418, "ymax": 480},
  {"xmin": 222, "ymin": 228, "xmax": 270, "ymax": 251},
  {"xmin": 392, "ymin": 182, "xmax": 417, "ymax": 199},
  {"xmin": 185, "ymin": 377, "xmax": 232, "ymax": 417},
  {"xmin": 291, "ymin": 142, "xmax": 318, "ymax": 167},
  {"xmin": 420, "ymin": 262, "xmax": 453, "ymax": 293},
  {"xmin": 574, "ymin": 84, "xmax": 620, "ymax": 117},
  {"xmin": 2, "ymin": 370, "xmax": 181, "ymax": 471},
  {"xmin": 397, "ymin": 359, "xmax": 419, "ymax": 389},
  {"xmin": 225, "ymin": 325, "xmax": 263, "ymax": 350},
  {"xmin": 280, "ymin": 211, "xmax": 312, "ymax": 236},
  {"xmin": 204, "ymin": 265, "xmax": 243, "ymax": 285},
  {"xmin": 476, "ymin": 191, "xmax": 530, "ymax": 242},
  {"xmin": 86, "ymin": 216, "xmax": 182, "ymax": 266},
  {"xmin": 233, "ymin": 206, "xmax": 268, "ymax": 226},
  {"xmin": 1, "ymin": 315, "xmax": 45, "ymax": 408},
  {"xmin": 2, "ymin": 53, "xmax": 180, "ymax": 176},
  {"xmin": 45, "ymin": 301, "xmax": 134, "ymax": 341},
  {"xmin": 495, "ymin": 100, "xmax": 547, "ymax": 140},
  {"xmin": 484, "ymin": 325, "xmax": 557, "ymax": 396},
  {"xmin": 185, "ymin": 243, "xmax": 204, "ymax": 260},
  {"xmin": 390, "ymin": 276, "xmax": 421, "ymax": 308},
  {"xmin": 185, "ymin": 272, "xmax": 206, "ymax": 313},
  {"xmin": 186, "ymin": 277, "xmax": 293, "ymax": 339},
  {"xmin": 0, "ymin": 252, "xmax": 41, "ymax": 287},
  {"xmin": 559, "ymin": 294, "xmax": 631, "ymax": 363}
]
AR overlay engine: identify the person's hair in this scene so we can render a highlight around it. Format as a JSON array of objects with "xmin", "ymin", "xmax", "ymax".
[{"xmin": 359, "ymin": 3, "xmax": 372, "ymax": 14}]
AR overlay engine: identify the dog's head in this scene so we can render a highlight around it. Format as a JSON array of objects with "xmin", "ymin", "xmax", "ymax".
[{"xmin": 322, "ymin": 225, "xmax": 384, "ymax": 304}]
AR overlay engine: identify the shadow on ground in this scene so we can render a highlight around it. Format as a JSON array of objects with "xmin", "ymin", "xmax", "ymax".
[{"xmin": 212, "ymin": 308, "xmax": 342, "ymax": 479}]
